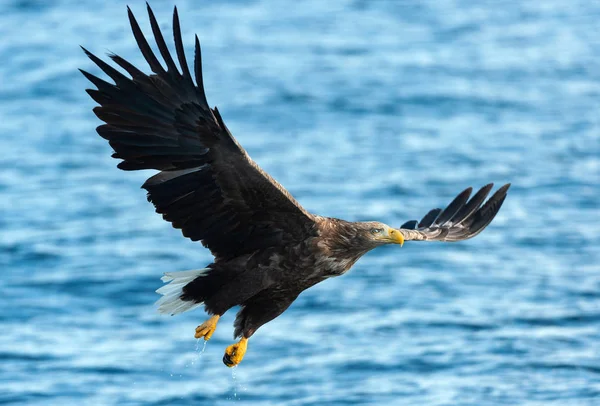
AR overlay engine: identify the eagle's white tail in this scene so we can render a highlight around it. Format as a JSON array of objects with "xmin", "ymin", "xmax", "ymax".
[{"xmin": 155, "ymin": 269, "xmax": 208, "ymax": 315}]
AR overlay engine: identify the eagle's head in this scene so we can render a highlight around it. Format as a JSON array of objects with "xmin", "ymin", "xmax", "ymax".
[
  {"xmin": 317, "ymin": 218, "xmax": 404, "ymax": 262},
  {"xmin": 315, "ymin": 219, "xmax": 405, "ymax": 277},
  {"xmin": 352, "ymin": 221, "xmax": 404, "ymax": 249}
]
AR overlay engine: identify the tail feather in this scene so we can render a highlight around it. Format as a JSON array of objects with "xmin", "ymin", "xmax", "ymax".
[
  {"xmin": 160, "ymin": 268, "xmax": 208, "ymax": 283},
  {"xmin": 155, "ymin": 268, "xmax": 208, "ymax": 315}
]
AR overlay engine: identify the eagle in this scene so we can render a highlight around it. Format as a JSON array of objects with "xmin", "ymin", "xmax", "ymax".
[{"xmin": 81, "ymin": 5, "xmax": 510, "ymax": 367}]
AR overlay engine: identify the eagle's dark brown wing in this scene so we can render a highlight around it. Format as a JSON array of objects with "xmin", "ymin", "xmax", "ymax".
[
  {"xmin": 397, "ymin": 183, "xmax": 510, "ymax": 242},
  {"xmin": 81, "ymin": 5, "xmax": 316, "ymax": 259}
]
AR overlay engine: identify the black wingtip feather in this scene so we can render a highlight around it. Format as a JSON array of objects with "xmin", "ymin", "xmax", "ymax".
[
  {"xmin": 194, "ymin": 35, "xmax": 201, "ymax": 84},
  {"xmin": 128, "ymin": 5, "xmax": 165, "ymax": 75},
  {"xmin": 419, "ymin": 208, "xmax": 442, "ymax": 228},
  {"xmin": 467, "ymin": 191, "xmax": 508, "ymax": 238},
  {"xmin": 86, "ymin": 89, "xmax": 111, "ymax": 105},
  {"xmin": 479, "ymin": 184, "xmax": 510, "ymax": 216},
  {"xmin": 400, "ymin": 220, "xmax": 418, "ymax": 229},
  {"xmin": 79, "ymin": 68, "xmax": 113, "ymax": 90},
  {"xmin": 108, "ymin": 53, "xmax": 147, "ymax": 79},
  {"xmin": 193, "ymin": 35, "xmax": 208, "ymax": 106},
  {"xmin": 146, "ymin": 3, "xmax": 179, "ymax": 74},
  {"xmin": 435, "ymin": 187, "xmax": 472, "ymax": 226},
  {"xmin": 172, "ymin": 5, "xmax": 193, "ymax": 81},
  {"xmin": 498, "ymin": 183, "xmax": 511, "ymax": 194},
  {"xmin": 461, "ymin": 183, "xmax": 510, "ymax": 239},
  {"xmin": 451, "ymin": 183, "xmax": 494, "ymax": 226},
  {"xmin": 400, "ymin": 183, "xmax": 510, "ymax": 242},
  {"xmin": 82, "ymin": 46, "xmax": 132, "ymax": 86}
]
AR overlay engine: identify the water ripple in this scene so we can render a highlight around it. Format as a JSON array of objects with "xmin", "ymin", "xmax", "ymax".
[{"xmin": 1, "ymin": 0, "xmax": 599, "ymax": 405}]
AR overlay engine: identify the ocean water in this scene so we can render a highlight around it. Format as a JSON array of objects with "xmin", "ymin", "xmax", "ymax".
[{"xmin": 1, "ymin": 0, "xmax": 599, "ymax": 404}]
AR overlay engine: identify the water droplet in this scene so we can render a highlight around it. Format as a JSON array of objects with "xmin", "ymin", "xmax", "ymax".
[{"xmin": 231, "ymin": 367, "xmax": 239, "ymax": 400}]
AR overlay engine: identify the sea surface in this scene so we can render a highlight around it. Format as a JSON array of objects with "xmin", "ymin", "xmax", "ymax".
[{"xmin": 1, "ymin": 0, "xmax": 599, "ymax": 405}]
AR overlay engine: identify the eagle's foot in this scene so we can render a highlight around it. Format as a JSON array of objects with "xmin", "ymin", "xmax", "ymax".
[
  {"xmin": 223, "ymin": 337, "xmax": 248, "ymax": 367},
  {"xmin": 194, "ymin": 315, "xmax": 220, "ymax": 340}
]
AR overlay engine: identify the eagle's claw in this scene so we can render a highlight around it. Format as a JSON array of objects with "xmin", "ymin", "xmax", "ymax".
[
  {"xmin": 223, "ymin": 337, "xmax": 248, "ymax": 367},
  {"xmin": 194, "ymin": 315, "xmax": 220, "ymax": 340}
]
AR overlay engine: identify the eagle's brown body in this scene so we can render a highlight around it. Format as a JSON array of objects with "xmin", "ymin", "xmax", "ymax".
[
  {"xmin": 81, "ymin": 5, "xmax": 510, "ymax": 366},
  {"xmin": 180, "ymin": 217, "xmax": 379, "ymax": 338}
]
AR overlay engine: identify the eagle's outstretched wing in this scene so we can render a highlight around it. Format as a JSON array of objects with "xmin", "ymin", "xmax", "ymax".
[
  {"xmin": 397, "ymin": 183, "xmax": 510, "ymax": 242},
  {"xmin": 81, "ymin": 5, "xmax": 316, "ymax": 259}
]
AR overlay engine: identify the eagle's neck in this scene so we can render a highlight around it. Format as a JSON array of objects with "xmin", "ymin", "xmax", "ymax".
[{"xmin": 315, "ymin": 217, "xmax": 371, "ymax": 272}]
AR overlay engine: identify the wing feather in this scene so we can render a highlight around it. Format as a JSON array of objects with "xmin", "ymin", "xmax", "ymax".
[
  {"xmin": 398, "ymin": 184, "xmax": 510, "ymax": 242},
  {"xmin": 449, "ymin": 183, "xmax": 493, "ymax": 225},
  {"xmin": 127, "ymin": 6, "xmax": 166, "ymax": 75},
  {"xmin": 82, "ymin": 6, "xmax": 316, "ymax": 259},
  {"xmin": 172, "ymin": 7, "xmax": 193, "ymax": 81},
  {"xmin": 418, "ymin": 208, "xmax": 442, "ymax": 228},
  {"xmin": 146, "ymin": 4, "xmax": 179, "ymax": 74},
  {"xmin": 435, "ymin": 187, "xmax": 472, "ymax": 226}
]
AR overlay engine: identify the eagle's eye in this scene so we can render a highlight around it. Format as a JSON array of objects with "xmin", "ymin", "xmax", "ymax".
[{"xmin": 370, "ymin": 228, "xmax": 383, "ymax": 235}]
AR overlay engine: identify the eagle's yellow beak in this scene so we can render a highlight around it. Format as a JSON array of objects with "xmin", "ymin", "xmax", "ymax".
[{"xmin": 388, "ymin": 229, "xmax": 404, "ymax": 246}]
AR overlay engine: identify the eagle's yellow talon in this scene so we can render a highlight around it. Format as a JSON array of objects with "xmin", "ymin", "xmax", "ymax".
[
  {"xmin": 194, "ymin": 315, "xmax": 220, "ymax": 340},
  {"xmin": 223, "ymin": 337, "xmax": 248, "ymax": 367}
]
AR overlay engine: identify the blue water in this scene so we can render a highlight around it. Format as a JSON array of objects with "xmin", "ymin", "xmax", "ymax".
[{"xmin": 1, "ymin": 0, "xmax": 599, "ymax": 404}]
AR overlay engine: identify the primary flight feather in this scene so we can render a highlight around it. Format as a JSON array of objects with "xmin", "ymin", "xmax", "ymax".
[{"xmin": 81, "ymin": 4, "xmax": 510, "ymax": 367}]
